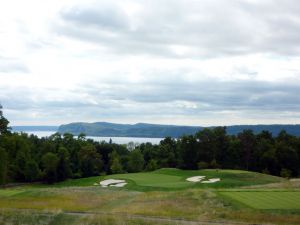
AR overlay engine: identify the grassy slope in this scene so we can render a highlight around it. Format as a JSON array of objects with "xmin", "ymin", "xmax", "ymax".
[
  {"xmin": 104, "ymin": 168, "xmax": 285, "ymax": 191},
  {"xmin": 24, "ymin": 168, "xmax": 284, "ymax": 191},
  {"xmin": 0, "ymin": 168, "xmax": 299, "ymax": 225}
]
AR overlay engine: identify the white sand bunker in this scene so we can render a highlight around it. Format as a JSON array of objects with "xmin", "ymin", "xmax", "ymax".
[
  {"xmin": 201, "ymin": 178, "xmax": 220, "ymax": 183},
  {"xmin": 100, "ymin": 179, "xmax": 127, "ymax": 187},
  {"xmin": 186, "ymin": 176, "xmax": 206, "ymax": 182},
  {"xmin": 186, "ymin": 176, "xmax": 221, "ymax": 184}
]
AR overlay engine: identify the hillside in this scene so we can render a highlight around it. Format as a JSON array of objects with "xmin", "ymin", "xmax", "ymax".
[
  {"xmin": 58, "ymin": 122, "xmax": 201, "ymax": 138},
  {"xmin": 58, "ymin": 122, "xmax": 300, "ymax": 138}
]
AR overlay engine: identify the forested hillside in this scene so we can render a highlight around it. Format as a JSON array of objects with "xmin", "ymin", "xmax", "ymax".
[
  {"xmin": 58, "ymin": 122, "xmax": 300, "ymax": 137},
  {"xmin": 1, "ymin": 106, "xmax": 300, "ymax": 185}
]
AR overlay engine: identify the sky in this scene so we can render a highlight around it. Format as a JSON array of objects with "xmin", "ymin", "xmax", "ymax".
[{"xmin": 1, "ymin": 0, "xmax": 300, "ymax": 126}]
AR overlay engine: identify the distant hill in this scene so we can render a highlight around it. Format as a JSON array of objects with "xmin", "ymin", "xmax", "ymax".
[
  {"xmin": 58, "ymin": 122, "xmax": 201, "ymax": 138},
  {"xmin": 12, "ymin": 126, "xmax": 59, "ymax": 132},
  {"xmin": 58, "ymin": 122, "xmax": 300, "ymax": 138}
]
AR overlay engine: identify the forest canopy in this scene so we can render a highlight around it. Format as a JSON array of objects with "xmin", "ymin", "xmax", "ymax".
[{"xmin": 0, "ymin": 106, "xmax": 299, "ymax": 185}]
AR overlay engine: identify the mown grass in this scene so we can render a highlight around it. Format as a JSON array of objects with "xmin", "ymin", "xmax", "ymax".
[
  {"xmin": 219, "ymin": 190, "xmax": 300, "ymax": 209},
  {"xmin": 104, "ymin": 168, "xmax": 284, "ymax": 191},
  {"xmin": 28, "ymin": 176, "xmax": 101, "ymax": 188},
  {"xmin": 24, "ymin": 168, "xmax": 284, "ymax": 191}
]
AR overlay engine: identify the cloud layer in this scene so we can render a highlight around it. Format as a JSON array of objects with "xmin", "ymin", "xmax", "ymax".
[{"xmin": 1, "ymin": 0, "xmax": 300, "ymax": 126}]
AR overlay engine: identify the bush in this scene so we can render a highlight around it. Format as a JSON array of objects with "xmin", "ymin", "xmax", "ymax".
[
  {"xmin": 280, "ymin": 168, "xmax": 292, "ymax": 178},
  {"xmin": 198, "ymin": 161, "xmax": 209, "ymax": 169},
  {"xmin": 262, "ymin": 168, "xmax": 270, "ymax": 175},
  {"xmin": 209, "ymin": 159, "xmax": 220, "ymax": 169},
  {"xmin": 145, "ymin": 160, "xmax": 158, "ymax": 171}
]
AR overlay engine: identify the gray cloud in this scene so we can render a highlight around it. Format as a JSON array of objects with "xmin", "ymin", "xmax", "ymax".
[
  {"xmin": 55, "ymin": 0, "xmax": 300, "ymax": 58},
  {"xmin": 0, "ymin": 56, "xmax": 29, "ymax": 73},
  {"xmin": 61, "ymin": 4, "xmax": 129, "ymax": 30},
  {"xmin": 74, "ymin": 77, "xmax": 300, "ymax": 113},
  {"xmin": 2, "ymin": 0, "xmax": 300, "ymax": 126},
  {"xmin": 2, "ymin": 76, "xmax": 300, "ymax": 125}
]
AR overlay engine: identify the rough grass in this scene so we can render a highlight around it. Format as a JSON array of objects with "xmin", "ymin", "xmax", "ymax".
[
  {"xmin": 0, "ymin": 210, "xmax": 176, "ymax": 225},
  {"xmin": 0, "ymin": 187, "xmax": 139, "ymax": 212},
  {"xmin": 219, "ymin": 190, "xmax": 300, "ymax": 209},
  {"xmin": 0, "ymin": 168, "xmax": 299, "ymax": 225}
]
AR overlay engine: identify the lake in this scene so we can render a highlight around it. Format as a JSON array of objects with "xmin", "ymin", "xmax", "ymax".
[{"xmin": 20, "ymin": 131, "xmax": 163, "ymax": 145}]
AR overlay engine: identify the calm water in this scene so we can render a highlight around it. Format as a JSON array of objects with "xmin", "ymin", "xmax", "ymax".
[{"xmin": 21, "ymin": 131, "xmax": 163, "ymax": 145}]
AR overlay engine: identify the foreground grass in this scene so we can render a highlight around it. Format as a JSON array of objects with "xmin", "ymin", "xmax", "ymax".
[
  {"xmin": 0, "ymin": 169, "xmax": 299, "ymax": 225},
  {"xmin": 1, "ymin": 186, "xmax": 300, "ymax": 224},
  {"xmin": 0, "ymin": 210, "xmax": 176, "ymax": 225}
]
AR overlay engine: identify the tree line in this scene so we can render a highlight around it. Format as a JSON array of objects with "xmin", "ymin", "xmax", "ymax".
[{"xmin": 0, "ymin": 105, "xmax": 299, "ymax": 185}]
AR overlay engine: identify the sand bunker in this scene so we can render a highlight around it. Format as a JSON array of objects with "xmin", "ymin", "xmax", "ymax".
[
  {"xmin": 186, "ymin": 176, "xmax": 220, "ymax": 183},
  {"xmin": 186, "ymin": 176, "xmax": 206, "ymax": 182},
  {"xmin": 110, "ymin": 182, "xmax": 127, "ymax": 187},
  {"xmin": 100, "ymin": 179, "xmax": 127, "ymax": 187},
  {"xmin": 201, "ymin": 178, "xmax": 221, "ymax": 183}
]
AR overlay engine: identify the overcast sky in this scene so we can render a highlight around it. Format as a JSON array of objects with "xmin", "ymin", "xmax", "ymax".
[{"xmin": 1, "ymin": 0, "xmax": 300, "ymax": 126}]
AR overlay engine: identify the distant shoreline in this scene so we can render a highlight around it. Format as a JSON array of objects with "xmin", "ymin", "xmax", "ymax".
[{"xmin": 12, "ymin": 123, "xmax": 300, "ymax": 138}]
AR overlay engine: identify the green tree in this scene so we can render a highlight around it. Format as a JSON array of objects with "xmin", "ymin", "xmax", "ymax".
[
  {"xmin": 158, "ymin": 137, "xmax": 178, "ymax": 168},
  {"xmin": 238, "ymin": 129, "xmax": 256, "ymax": 170},
  {"xmin": 79, "ymin": 145, "xmax": 103, "ymax": 177},
  {"xmin": 0, "ymin": 147, "xmax": 8, "ymax": 185},
  {"xmin": 109, "ymin": 150, "xmax": 123, "ymax": 174},
  {"xmin": 15, "ymin": 145, "xmax": 30, "ymax": 181},
  {"xmin": 0, "ymin": 105, "xmax": 10, "ymax": 135},
  {"xmin": 24, "ymin": 159, "xmax": 40, "ymax": 182},
  {"xmin": 179, "ymin": 135, "xmax": 198, "ymax": 169},
  {"xmin": 77, "ymin": 133, "xmax": 86, "ymax": 141},
  {"xmin": 213, "ymin": 127, "xmax": 229, "ymax": 167},
  {"xmin": 275, "ymin": 143, "xmax": 299, "ymax": 176},
  {"xmin": 196, "ymin": 129, "xmax": 217, "ymax": 165},
  {"xmin": 127, "ymin": 149, "xmax": 145, "ymax": 172},
  {"xmin": 197, "ymin": 161, "xmax": 209, "ymax": 169},
  {"xmin": 280, "ymin": 168, "xmax": 292, "ymax": 178},
  {"xmin": 145, "ymin": 159, "xmax": 158, "ymax": 171},
  {"xmin": 42, "ymin": 152, "xmax": 59, "ymax": 184},
  {"xmin": 56, "ymin": 146, "xmax": 72, "ymax": 181}
]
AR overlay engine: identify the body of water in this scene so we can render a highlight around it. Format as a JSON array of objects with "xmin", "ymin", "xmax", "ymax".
[{"xmin": 19, "ymin": 131, "xmax": 163, "ymax": 145}]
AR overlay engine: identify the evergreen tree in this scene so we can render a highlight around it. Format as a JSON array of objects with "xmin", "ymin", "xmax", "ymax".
[
  {"xmin": 127, "ymin": 149, "xmax": 145, "ymax": 172},
  {"xmin": 0, "ymin": 147, "xmax": 8, "ymax": 185},
  {"xmin": 24, "ymin": 159, "xmax": 40, "ymax": 182},
  {"xmin": 79, "ymin": 145, "xmax": 103, "ymax": 177},
  {"xmin": 56, "ymin": 147, "xmax": 72, "ymax": 181},
  {"xmin": 0, "ymin": 105, "xmax": 10, "ymax": 135},
  {"xmin": 109, "ymin": 150, "xmax": 123, "ymax": 174},
  {"xmin": 42, "ymin": 152, "xmax": 59, "ymax": 184}
]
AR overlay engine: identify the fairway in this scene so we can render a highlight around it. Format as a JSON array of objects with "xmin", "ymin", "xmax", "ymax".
[
  {"xmin": 108, "ymin": 172, "xmax": 191, "ymax": 188},
  {"xmin": 219, "ymin": 191, "xmax": 300, "ymax": 209},
  {"xmin": 102, "ymin": 168, "xmax": 284, "ymax": 190}
]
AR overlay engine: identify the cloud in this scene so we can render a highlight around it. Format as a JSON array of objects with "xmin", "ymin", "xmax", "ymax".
[
  {"xmin": 60, "ymin": 4, "xmax": 129, "ymax": 30},
  {"xmin": 2, "ymin": 76, "xmax": 300, "ymax": 126},
  {"xmin": 55, "ymin": 0, "xmax": 300, "ymax": 58},
  {"xmin": 0, "ymin": 56, "xmax": 29, "ymax": 73},
  {"xmin": 1, "ymin": 0, "xmax": 300, "ymax": 126}
]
